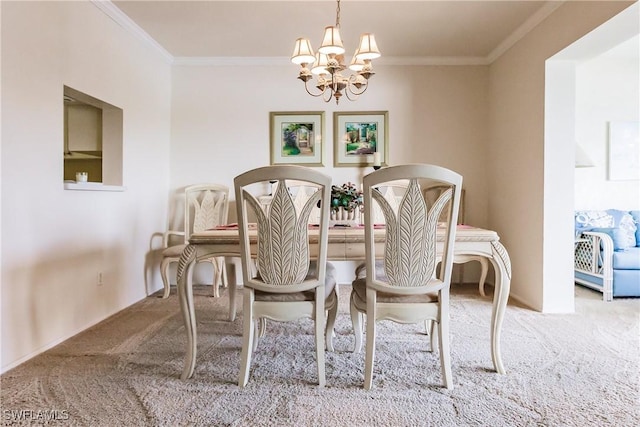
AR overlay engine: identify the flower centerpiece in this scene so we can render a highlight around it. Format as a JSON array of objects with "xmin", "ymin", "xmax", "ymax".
[{"xmin": 330, "ymin": 182, "xmax": 363, "ymax": 224}]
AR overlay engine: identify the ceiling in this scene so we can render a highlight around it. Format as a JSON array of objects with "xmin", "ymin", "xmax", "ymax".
[{"xmin": 111, "ymin": 0, "xmax": 557, "ymax": 63}]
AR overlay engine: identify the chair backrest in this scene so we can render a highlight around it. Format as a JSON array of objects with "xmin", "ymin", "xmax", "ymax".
[
  {"xmin": 423, "ymin": 184, "xmax": 465, "ymax": 224},
  {"xmin": 234, "ymin": 166, "xmax": 331, "ymax": 293},
  {"xmin": 184, "ymin": 184, "xmax": 229, "ymax": 242},
  {"xmin": 262, "ymin": 180, "xmax": 322, "ymax": 224},
  {"xmin": 370, "ymin": 180, "xmax": 409, "ymax": 225},
  {"xmin": 362, "ymin": 164, "xmax": 462, "ymax": 293}
]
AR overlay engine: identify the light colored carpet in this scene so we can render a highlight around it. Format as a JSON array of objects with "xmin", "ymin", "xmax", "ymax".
[{"xmin": 1, "ymin": 284, "xmax": 638, "ymax": 426}]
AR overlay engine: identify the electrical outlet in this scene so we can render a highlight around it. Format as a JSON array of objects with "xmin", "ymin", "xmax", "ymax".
[{"xmin": 97, "ymin": 272, "xmax": 103, "ymax": 286}]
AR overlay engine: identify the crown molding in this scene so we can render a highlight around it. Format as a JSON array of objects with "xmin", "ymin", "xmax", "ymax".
[
  {"xmin": 93, "ymin": 0, "xmax": 564, "ymax": 68},
  {"xmin": 173, "ymin": 55, "xmax": 490, "ymax": 67},
  {"xmin": 91, "ymin": 0, "xmax": 173, "ymax": 64},
  {"xmin": 486, "ymin": 1, "xmax": 564, "ymax": 64}
]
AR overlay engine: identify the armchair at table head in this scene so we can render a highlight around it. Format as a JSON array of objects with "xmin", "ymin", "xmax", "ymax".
[
  {"xmin": 350, "ymin": 164, "xmax": 463, "ymax": 390},
  {"xmin": 234, "ymin": 165, "xmax": 338, "ymax": 387},
  {"xmin": 160, "ymin": 184, "xmax": 229, "ymax": 299}
]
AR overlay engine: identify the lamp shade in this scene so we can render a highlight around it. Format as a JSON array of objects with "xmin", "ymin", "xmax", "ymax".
[
  {"xmin": 291, "ymin": 38, "xmax": 316, "ymax": 65},
  {"xmin": 349, "ymin": 54, "xmax": 365, "ymax": 72},
  {"xmin": 311, "ymin": 53, "xmax": 330, "ymax": 75},
  {"xmin": 355, "ymin": 33, "xmax": 381, "ymax": 60},
  {"xmin": 575, "ymin": 145, "xmax": 595, "ymax": 168},
  {"xmin": 318, "ymin": 26, "xmax": 345, "ymax": 55}
]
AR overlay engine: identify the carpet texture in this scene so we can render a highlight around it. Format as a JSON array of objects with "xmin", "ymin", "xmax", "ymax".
[{"xmin": 1, "ymin": 284, "xmax": 638, "ymax": 426}]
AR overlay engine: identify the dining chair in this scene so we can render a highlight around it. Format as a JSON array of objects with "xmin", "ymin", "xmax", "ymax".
[
  {"xmin": 424, "ymin": 184, "xmax": 489, "ymax": 296},
  {"xmin": 234, "ymin": 165, "xmax": 338, "ymax": 387},
  {"xmin": 160, "ymin": 183, "xmax": 229, "ymax": 299},
  {"xmin": 349, "ymin": 164, "xmax": 462, "ymax": 390}
]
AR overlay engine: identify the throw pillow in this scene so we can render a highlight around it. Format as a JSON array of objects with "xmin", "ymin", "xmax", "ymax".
[{"xmin": 591, "ymin": 227, "xmax": 634, "ymax": 251}]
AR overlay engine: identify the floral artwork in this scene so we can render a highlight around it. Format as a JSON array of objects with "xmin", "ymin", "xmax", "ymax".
[
  {"xmin": 334, "ymin": 111, "xmax": 388, "ymax": 167},
  {"xmin": 270, "ymin": 112, "xmax": 324, "ymax": 166}
]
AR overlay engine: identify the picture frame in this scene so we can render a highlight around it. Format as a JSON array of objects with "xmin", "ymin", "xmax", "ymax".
[
  {"xmin": 270, "ymin": 111, "xmax": 324, "ymax": 166},
  {"xmin": 333, "ymin": 111, "xmax": 388, "ymax": 167},
  {"xmin": 608, "ymin": 121, "xmax": 639, "ymax": 181}
]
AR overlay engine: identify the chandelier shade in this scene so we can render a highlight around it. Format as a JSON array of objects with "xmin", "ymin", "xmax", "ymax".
[
  {"xmin": 291, "ymin": 38, "xmax": 316, "ymax": 65},
  {"xmin": 355, "ymin": 33, "xmax": 381, "ymax": 60},
  {"xmin": 311, "ymin": 53, "xmax": 330, "ymax": 75},
  {"xmin": 319, "ymin": 26, "xmax": 345, "ymax": 55},
  {"xmin": 290, "ymin": 0, "xmax": 381, "ymax": 104}
]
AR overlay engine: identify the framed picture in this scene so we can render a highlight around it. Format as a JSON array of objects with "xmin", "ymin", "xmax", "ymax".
[
  {"xmin": 608, "ymin": 121, "xmax": 639, "ymax": 181},
  {"xmin": 333, "ymin": 111, "xmax": 388, "ymax": 167},
  {"xmin": 270, "ymin": 111, "xmax": 324, "ymax": 166}
]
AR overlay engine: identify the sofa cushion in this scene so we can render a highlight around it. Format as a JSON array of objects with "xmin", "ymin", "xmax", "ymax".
[{"xmin": 612, "ymin": 247, "xmax": 640, "ymax": 270}]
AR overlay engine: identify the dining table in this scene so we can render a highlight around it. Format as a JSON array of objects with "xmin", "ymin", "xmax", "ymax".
[{"xmin": 176, "ymin": 224, "xmax": 512, "ymax": 380}]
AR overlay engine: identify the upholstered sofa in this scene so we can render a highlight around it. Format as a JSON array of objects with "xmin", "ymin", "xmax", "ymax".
[{"xmin": 574, "ymin": 210, "xmax": 640, "ymax": 301}]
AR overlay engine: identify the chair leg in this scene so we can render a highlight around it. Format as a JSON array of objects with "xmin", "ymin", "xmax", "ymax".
[
  {"xmin": 238, "ymin": 288, "xmax": 255, "ymax": 387},
  {"xmin": 350, "ymin": 295, "xmax": 363, "ymax": 353},
  {"xmin": 364, "ymin": 313, "xmax": 376, "ymax": 390},
  {"xmin": 438, "ymin": 315, "xmax": 453, "ymax": 390},
  {"xmin": 252, "ymin": 319, "xmax": 260, "ymax": 353},
  {"xmin": 364, "ymin": 291, "xmax": 377, "ymax": 390},
  {"xmin": 220, "ymin": 259, "xmax": 228, "ymax": 288},
  {"xmin": 257, "ymin": 318, "xmax": 267, "ymax": 338},
  {"xmin": 160, "ymin": 258, "xmax": 173, "ymax": 299},
  {"xmin": 430, "ymin": 320, "xmax": 437, "ymax": 352},
  {"xmin": 424, "ymin": 319, "xmax": 435, "ymax": 352},
  {"xmin": 315, "ymin": 296, "xmax": 326, "ymax": 387},
  {"xmin": 208, "ymin": 258, "xmax": 221, "ymax": 298},
  {"xmin": 478, "ymin": 257, "xmax": 489, "ymax": 297},
  {"xmin": 325, "ymin": 292, "xmax": 338, "ymax": 352}
]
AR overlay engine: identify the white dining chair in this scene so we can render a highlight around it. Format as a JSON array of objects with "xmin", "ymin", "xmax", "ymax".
[
  {"xmin": 160, "ymin": 183, "xmax": 229, "ymax": 298},
  {"xmin": 350, "ymin": 164, "xmax": 462, "ymax": 390},
  {"xmin": 234, "ymin": 165, "xmax": 338, "ymax": 387}
]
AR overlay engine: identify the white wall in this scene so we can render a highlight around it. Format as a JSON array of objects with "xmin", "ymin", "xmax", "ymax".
[
  {"xmin": 169, "ymin": 63, "xmax": 490, "ymax": 283},
  {"xmin": 575, "ymin": 41, "xmax": 640, "ymax": 210},
  {"xmin": 488, "ymin": 1, "xmax": 634, "ymax": 311},
  {"xmin": 1, "ymin": 1, "xmax": 172, "ymax": 372}
]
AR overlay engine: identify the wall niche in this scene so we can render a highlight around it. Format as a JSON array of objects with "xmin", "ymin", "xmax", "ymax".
[{"xmin": 63, "ymin": 86, "xmax": 123, "ymax": 189}]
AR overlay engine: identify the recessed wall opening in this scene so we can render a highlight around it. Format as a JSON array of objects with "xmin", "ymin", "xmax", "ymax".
[{"xmin": 63, "ymin": 86, "xmax": 123, "ymax": 188}]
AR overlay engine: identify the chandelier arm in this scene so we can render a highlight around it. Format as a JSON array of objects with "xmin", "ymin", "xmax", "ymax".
[
  {"xmin": 343, "ymin": 78, "xmax": 369, "ymax": 101},
  {"xmin": 344, "ymin": 86, "xmax": 361, "ymax": 102},
  {"xmin": 303, "ymin": 80, "xmax": 327, "ymax": 98},
  {"xmin": 323, "ymin": 88, "xmax": 334, "ymax": 103}
]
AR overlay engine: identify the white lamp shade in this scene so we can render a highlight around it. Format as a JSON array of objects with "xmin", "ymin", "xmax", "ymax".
[
  {"xmin": 291, "ymin": 38, "xmax": 316, "ymax": 65},
  {"xmin": 575, "ymin": 145, "xmax": 595, "ymax": 168},
  {"xmin": 349, "ymin": 54, "xmax": 365, "ymax": 72},
  {"xmin": 355, "ymin": 33, "xmax": 381, "ymax": 60},
  {"xmin": 318, "ymin": 26, "xmax": 345, "ymax": 55},
  {"xmin": 311, "ymin": 53, "xmax": 330, "ymax": 75}
]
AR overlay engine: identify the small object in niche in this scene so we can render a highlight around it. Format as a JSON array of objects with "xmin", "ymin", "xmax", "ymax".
[{"xmin": 76, "ymin": 172, "xmax": 88, "ymax": 182}]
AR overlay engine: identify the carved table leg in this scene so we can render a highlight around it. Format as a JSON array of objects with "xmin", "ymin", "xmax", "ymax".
[
  {"xmin": 177, "ymin": 245, "xmax": 198, "ymax": 379},
  {"xmin": 489, "ymin": 240, "xmax": 512, "ymax": 374}
]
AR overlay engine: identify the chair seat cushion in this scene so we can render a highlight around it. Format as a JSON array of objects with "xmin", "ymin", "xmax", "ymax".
[
  {"xmin": 255, "ymin": 262, "xmax": 337, "ymax": 302},
  {"xmin": 351, "ymin": 262, "xmax": 438, "ymax": 304},
  {"xmin": 162, "ymin": 244, "xmax": 187, "ymax": 257}
]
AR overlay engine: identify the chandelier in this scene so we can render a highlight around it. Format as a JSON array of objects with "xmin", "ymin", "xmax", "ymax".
[{"xmin": 290, "ymin": 0, "xmax": 381, "ymax": 104}]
